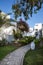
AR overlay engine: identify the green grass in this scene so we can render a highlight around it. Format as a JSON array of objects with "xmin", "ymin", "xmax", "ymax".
[
  {"xmin": 0, "ymin": 45, "xmax": 17, "ymax": 60},
  {"xmin": 23, "ymin": 47, "xmax": 43, "ymax": 65}
]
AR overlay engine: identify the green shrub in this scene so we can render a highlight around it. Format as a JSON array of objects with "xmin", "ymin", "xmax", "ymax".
[
  {"xmin": 13, "ymin": 32, "xmax": 22, "ymax": 39},
  {"xmin": 40, "ymin": 37, "xmax": 43, "ymax": 41},
  {"xmin": 34, "ymin": 39, "xmax": 40, "ymax": 48},
  {"xmin": 23, "ymin": 36, "xmax": 34, "ymax": 40},
  {"xmin": 34, "ymin": 39, "xmax": 40, "ymax": 44},
  {"xmin": 0, "ymin": 39, "xmax": 7, "ymax": 46},
  {"xmin": 18, "ymin": 36, "xmax": 34, "ymax": 46},
  {"xmin": 18, "ymin": 39, "xmax": 28, "ymax": 46},
  {"xmin": 28, "ymin": 36, "xmax": 34, "ymax": 42},
  {"xmin": 39, "ymin": 37, "xmax": 43, "ymax": 47}
]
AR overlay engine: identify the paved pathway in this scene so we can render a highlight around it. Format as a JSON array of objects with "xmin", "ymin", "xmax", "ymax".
[{"xmin": 0, "ymin": 44, "xmax": 30, "ymax": 65}]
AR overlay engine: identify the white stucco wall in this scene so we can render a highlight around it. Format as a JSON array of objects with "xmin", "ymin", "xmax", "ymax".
[
  {"xmin": 10, "ymin": 22, "xmax": 17, "ymax": 32},
  {"xmin": 34, "ymin": 23, "xmax": 42, "ymax": 31},
  {"xmin": 0, "ymin": 26, "xmax": 15, "ymax": 43}
]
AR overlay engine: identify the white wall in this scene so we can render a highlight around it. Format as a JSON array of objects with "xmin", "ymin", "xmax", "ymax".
[
  {"xmin": 34, "ymin": 23, "xmax": 42, "ymax": 31},
  {"xmin": 0, "ymin": 26, "xmax": 15, "ymax": 43},
  {"xmin": 0, "ymin": 12, "xmax": 10, "ymax": 19},
  {"xmin": 23, "ymin": 23, "xmax": 43, "ymax": 37},
  {"xmin": 10, "ymin": 22, "xmax": 17, "ymax": 32}
]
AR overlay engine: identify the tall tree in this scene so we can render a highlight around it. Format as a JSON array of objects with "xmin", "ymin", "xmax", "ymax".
[{"xmin": 12, "ymin": 0, "xmax": 43, "ymax": 20}]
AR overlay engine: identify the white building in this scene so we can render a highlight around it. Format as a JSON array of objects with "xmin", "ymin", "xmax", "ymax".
[
  {"xmin": 23, "ymin": 23, "xmax": 43, "ymax": 38},
  {"xmin": 0, "ymin": 21, "xmax": 17, "ymax": 43},
  {"xmin": 0, "ymin": 26, "xmax": 15, "ymax": 43},
  {"xmin": 29, "ymin": 27, "xmax": 33, "ymax": 33},
  {"xmin": 33, "ymin": 23, "xmax": 43, "ymax": 38},
  {"xmin": 0, "ymin": 11, "xmax": 43, "ymax": 42},
  {"xmin": 3, "ymin": 26, "xmax": 15, "ymax": 43},
  {"xmin": 0, "ymin": 11, "xmax": 15, "ymax": 43},
  {"xmin": 23, "ymin": 27, "xmax": 35, "ymax": 37},
  {"xmin": 34, "ymin": 23, "xmax": 42, "ymax": 31},
  {"xmin": 10, "ymin": 22, "xmax": 17, "ymax": 32},
  {"xmin": 0, "ymin": 11, "xmax": 10, "ymax": 19}
]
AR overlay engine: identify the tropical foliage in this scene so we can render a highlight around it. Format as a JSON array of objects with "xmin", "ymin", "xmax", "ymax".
[
  {"xmin": 34, "ymin": 39, "xmax": 40, "ymax": 48},
  {"xmin": 18, "ymin": 36, "xmax": 34, "ymax": 46},
  {"xmin": 12, "ymin": 0, "xmax": 43, "ymax": 20},
  {"xmin": 13, "ymin": 29, "xmax": 22, "ymax": 39},
  {"xmin": 0, "ymin": 11, "xmax": 4, "ymax": 27},
  {"xmin": 0, "ymin": 10, "xmax": 11, "ymax": 27}
]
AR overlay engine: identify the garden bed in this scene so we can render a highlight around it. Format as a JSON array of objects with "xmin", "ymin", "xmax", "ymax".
[
  {"xmin": 23, "ymin": 47, "xmax": 43, "ymax": 65},
  {"xmin": 0, "ymin": 45, "xmax": 18, "ymax": 60}
]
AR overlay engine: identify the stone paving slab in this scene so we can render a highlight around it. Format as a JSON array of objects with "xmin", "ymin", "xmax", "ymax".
[{"xmin": 0, "ymin": 44, "xmax": 30, "ymax": 65}]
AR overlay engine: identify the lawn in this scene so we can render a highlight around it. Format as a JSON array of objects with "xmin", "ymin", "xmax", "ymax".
[
  {"xmin": 23, "ymin": 47, "xmax": 43, "ymax": 65},
  {"xmin": 0, "ymin": 45, "xmax": 17, "ymax": 60}
]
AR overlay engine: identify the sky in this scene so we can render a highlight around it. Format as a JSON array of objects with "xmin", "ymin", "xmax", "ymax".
[{"xmin": 0, "ymin": 0, "xmax": 43, "ymax": 27}]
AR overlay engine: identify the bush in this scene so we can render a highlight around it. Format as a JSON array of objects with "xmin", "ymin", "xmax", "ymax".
[
  {"xmin": 18, "ymin": 39, "xmax": 28, "ymax": 46},
  {"xmin": 0, "ymin": 39, "xmax": 7, "ymax": 46},
  {"xmin": 40, "ymin": 37, "xmax": 43, "ymax": 41},
  {"xmin": 34, "ymin": 39, "xmax": 40, "ymax": 48},
  {"xmin": 13, "ymin": 30, "xmax": 22, "ymax": 39},
  {"xmin": 39, "ymin": 37, "xmax": 43, "ymax": 47},
  {"xmin": 18, "ymin": 36, "xmax": 34, "ymax": 46},
  {"xmin": 28, "ymin": 36, "xmax": 34, "ymax": 43}
]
